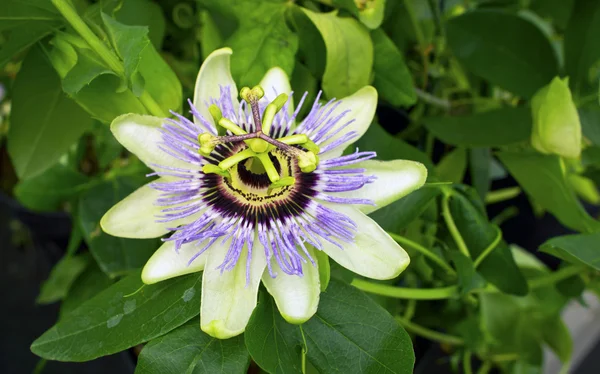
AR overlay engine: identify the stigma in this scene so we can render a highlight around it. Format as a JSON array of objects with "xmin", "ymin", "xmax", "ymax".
[{"xmin": 197, "ymin": 85, "xmax": 320, "ymax": 191}]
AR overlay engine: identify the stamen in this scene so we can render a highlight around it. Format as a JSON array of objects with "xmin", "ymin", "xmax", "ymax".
[
  {"xmin": 277, "ymin": 134, "xmax": 308, "ymax": 146},
  {"xmin": 261, "ymin": 93, "xmax": 288, "ymax": 136},
  {"xmin": 218, "ymin": 117, "xmax": 247, "ymax": 135}
]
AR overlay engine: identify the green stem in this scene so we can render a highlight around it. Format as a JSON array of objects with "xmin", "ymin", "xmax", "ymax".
[
  {"xmin": 139, "ymin": 90, "xmax": 168, "ymax": 118},
  {"xmin": 463, "ymin": 351, "xmax": 473, "ymax": 374},
  {"xmin": 52, "ymin": 0, "xmax": 123, "ymax": 75},
  {"xmin": 388, "ymin": 232, "xmax": 456, "ymax": 275},
  {"xmin": 351, "ymin": 279, "xmax": 458, "ymax": 300},
  {"xmin": 485, "ymin": 187, "xmax": 521, "ymax": 204},
  {"xmin": 299, "ymin": 325, "xmax": 308, "ymax": 374},
  {"xmin": 473, "ymin": 225, "xmax": 501, "ymax": 268},
  {"xmin": 403, "ymin": 0, "xmax": 429, "ymax": 88},
  {"xmin": 477, "ymin": 361, "xmax": 493, "ymax": 374},
  {"xmin": 442, "ymin": 193, "xmax": 470, "ymax": 258},
  {"xmin": 528, "ymin": 265, "xmax": 583, "ymax": 289},
  {"xmin": 52, "ymin": 0, "xmax": 167, "ymax": 118},
  {"xmin": 353, "ymin": 266, "xmax": 584, "ymax": 300},
  {"xmin": 395, "ymin": 316, "xmax": 464, "ymax": 346}
]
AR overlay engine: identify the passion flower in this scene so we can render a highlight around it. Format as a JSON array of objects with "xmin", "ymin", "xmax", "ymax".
[{"xmin": 100, "ymin": 48, "xmax": 427, "ymax": 339}]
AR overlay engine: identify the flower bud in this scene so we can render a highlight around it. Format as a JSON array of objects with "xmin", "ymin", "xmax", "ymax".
[{"xmin": 531, "ymin": 77, "xmax": 582, "ymax": 159}]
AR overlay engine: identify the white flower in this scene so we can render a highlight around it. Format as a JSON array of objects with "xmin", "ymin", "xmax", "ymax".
[{"xmin": 100, "ymin": 48, "xmax": 427, "ymax": 339}]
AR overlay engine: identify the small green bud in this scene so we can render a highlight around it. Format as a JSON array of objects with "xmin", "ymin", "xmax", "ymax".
[
  {"xmin": 531, "ymin": 77, "xmax": 582, "ymax": 159},
  {"xmin": 568, "ymin": 174, "xmax": 600, "ymax": 204}
]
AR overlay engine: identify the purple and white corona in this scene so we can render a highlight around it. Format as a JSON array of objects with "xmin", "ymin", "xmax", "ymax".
[{"xmin": 101, "ymin": 48, "xmax": 427, "ymax": 339}]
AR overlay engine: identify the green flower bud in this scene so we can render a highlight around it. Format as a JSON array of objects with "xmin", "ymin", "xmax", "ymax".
[
  {"xmin": 568, "ymin": 174, "xmax": 600, "ymax": 205},
  {"xmin": 531, "ymin": 77, "xmax": 582, "ymax": 159}
]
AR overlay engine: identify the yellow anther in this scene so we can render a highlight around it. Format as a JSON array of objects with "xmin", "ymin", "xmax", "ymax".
[{"xmin": 297, "ymin": 151, "xmax": 319, "ymax": 173}]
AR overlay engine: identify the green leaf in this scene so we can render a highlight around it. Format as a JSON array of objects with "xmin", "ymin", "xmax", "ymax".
[
  {"xmin": 14, "ymin": 164, "xmax": 89, "ymax": 211},
  {"xmin": 37, "ymin": 254, "xmax": 90, "ymax": 304},
  {"xmin": 530, "ymin": 0, "xmax": 574, "ymax": 29},
  {"xmin": 301, "ymin": 9, "xmax": 373, "ymax": 98},
  {"xmin": 302, "ymin": 279, "xmax": 414, "ymax": 374},
  {"xmin": 60, "ymin": 262, "xmax": 114, "ymax": 319},
  {"xmin": 0, "ymin": 22, "xmax": 60, "ymax": 68},
  {"xmin": 199, "ymin": 11, "xmax": 224, "ymax": 59},
  {"xmin": 564, "ymin": 0, "xmax": 600, "ymax": 94},
  {"xmin": 137, "ymin": 44, "xmax": 183, "ymax": 113},
  {"xmin": 8, "ymin": 47, "xmax": 93, "ymax": 179},
  {"xmin": 497, "ymin": 151, "xmax": 600, "ymax": 233},
  {"xmin": 62, "ymin": 50, "xmax": 116, "ymax": 95},
  {"xmin": 371, "ymin": 28, "xmax": 416, "ymax": 107},
  {"xmin": 31, "ymin": 271, "xmax": 202, "ymax": 362},
  {"xmin": 227, "ymin": 3, "xmax": 298, "ymax": 87},
  {"xmin": 136, "ymin": 321, "xmax": 250, "ymax": 374},
  {"xmin": 0, "ymin": 0, "xmax": 60, "ymax": 30},
  {"xmin": 369, "ymin": 187, "xmax": 441, "ymax": 233},
  {"xmin": 115, "ymin": 0, "xmax": 166, "ymax": 48},
  {"xmin": 101, "ymin": 13, "xmax": 150, "ymax": 91},
  {"xmin": 540, "ymin": 233, "xmax": 600, "ymax": 271},
  {"xmin": 449, "ymin": 192, "xmax": 528, "ymax": 295},
  {"xmin": 354, "ymin": 122, "xmax": 434, "ymax": 170},
  {"xmin": 447, "ymin": 10, "xmax": 558, "ymax": 98},
  {"xmin": 470, "ymin": 148, "xmax": 491, "ymax": 201},
  {"xmin": 424, "ymin": 107, "xmax": 532, "ymax": 147},
  {"xmin": 78, "ymin": 177, "xmax": 158, "ymax": 278},
  {"xmin": 579, "ymin": 107, "xmax": 600, "ymax": 146},
  {"xmin": 480, "ymin": 273, "xmax": 568, "ymax": 365},
  {"xmin": 542, "ymin": 318, "xmax": 573, "ymax": 364},
  {"xmin": 449, "ymin": 251, "xmax": 487, "ymax": 295},
  {"xmin": 72, "ymin": 74, "xmax": 149, "ymax": 123},
  {"xmin": 436, "ymin": 147, "xmax": 467, "ymax": 183},
  {"xmin": 245, "ymin": 292, "xmax": 303, "ymax": 374}
]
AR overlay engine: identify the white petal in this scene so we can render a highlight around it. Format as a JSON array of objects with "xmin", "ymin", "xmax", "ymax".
[
  {"xmin": 261, "ymin": 246, "xmax": 320, "ymax": 324},
  {"xmin": 259, "ymin": 67, "xmax": 294, "ymax": 117},
  {"xmin": 201, "ymin": 239, "xmax": 266, "ymax": 339},
  {"xmin": 330, "ymin": 159, "xmax": 428, "ymax": 215},
  {"xmin": 101, "ymin": 179, "xmax": 173, "ymax": 238},
  {"xmin": 193, "ymin": 47, "xmax": 238, "ymax": 127},
  {"xmin": 319, "ymin": 203, "xmax": 410, "ymax": 280},
  {"xmin": 141, "ymin": 240, "xmax": 210, "ymax": 284},
  {"xmin": 111, "ymin": 113, "xmax": 194, "ymax": 171},
  {"xmin": 317, "ymin": 86, "xmax": 378, "ymax": 159}
]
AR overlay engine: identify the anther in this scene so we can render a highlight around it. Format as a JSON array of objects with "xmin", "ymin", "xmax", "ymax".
[
  {"xmin": 218, "ymin": 148, "xmax": 256, "ymax": 170},
  {"xmin": 261, "ymin": 93, "xmax": 288, "ymax": 136},
  {"xmin": 208, "ymin": 104, "xmax": 222, "ymax": 124},
  {"xmin": 297, "ymin": 151, "xmax": 319, "ymax": 173}
]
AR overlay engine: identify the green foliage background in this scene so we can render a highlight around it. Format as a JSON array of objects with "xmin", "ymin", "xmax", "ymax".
[{"xmin": 1, "ymin": 0, "xmax": 600, "ymax": 373}]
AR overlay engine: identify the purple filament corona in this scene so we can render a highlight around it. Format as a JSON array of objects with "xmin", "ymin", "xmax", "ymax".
[{"xmin": 149, "ymin": 86, "xmax": 377, "ymax": 281}]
